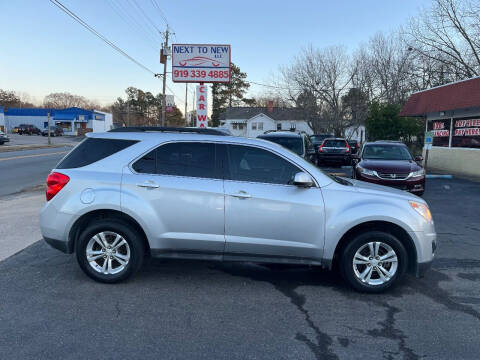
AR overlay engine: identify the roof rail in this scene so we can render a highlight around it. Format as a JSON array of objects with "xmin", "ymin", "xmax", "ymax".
[{"xmin": 109, "ymin": 126, "xmax": 227, "ymax": 136}]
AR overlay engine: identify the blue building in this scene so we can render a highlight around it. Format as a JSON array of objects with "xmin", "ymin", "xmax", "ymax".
[{"xmin": 0, "ymin": 107, "xmax": 113, "ymax": 135}]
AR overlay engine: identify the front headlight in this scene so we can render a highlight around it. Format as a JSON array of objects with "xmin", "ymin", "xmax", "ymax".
[
  {"xmin": 409, "ymin": 201, "xmax": 432, "ymax": 222},
  {"xmin": 358, "ymin": 166, "xmax": 377, "ymax": 176},
  {"xmin": 409, "ymin": 169, "xmax": 425, "ymax": 178}
]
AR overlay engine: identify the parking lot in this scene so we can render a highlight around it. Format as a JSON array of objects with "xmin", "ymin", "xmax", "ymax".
[
  {"xmin": 0, "ymin": 133, "xmax": 80, "ymax": 149},
  {"xmin": 0, "ymin": 174, "xmax": 479, "ymax": 359}
]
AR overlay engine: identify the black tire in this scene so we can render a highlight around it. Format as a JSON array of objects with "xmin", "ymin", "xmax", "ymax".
[
  {"xmin": 340, "ymin": 231, "xmax": 408, "ymax": 293},
  {"xmin": 75, "ymin": 219, "xmax": 146, "ymax": 283}
]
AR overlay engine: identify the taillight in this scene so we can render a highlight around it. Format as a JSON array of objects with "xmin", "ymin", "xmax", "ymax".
[
  {"xmin": 318, "ymin": 141, "xmax": 325, "ymax": 153},
  {"xmin": 345, "ymin": 142, "xmax": 351, "ymax": 153},
  {"xmin": 46, "ymin": 172, "xmax": 70, "ymax": 201}
]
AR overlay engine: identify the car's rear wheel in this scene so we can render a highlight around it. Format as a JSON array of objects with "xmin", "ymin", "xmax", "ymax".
[
  {"xmin": 75, "ymin": 220, "xmax": 145, "ymax": 283},
  {"xmin": 340, "ymin": 231, "xmax": 407, "ymax": 293}
]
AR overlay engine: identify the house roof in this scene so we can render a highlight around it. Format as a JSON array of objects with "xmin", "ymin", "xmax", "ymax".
[
  {"xmin": 400, "ymin": 77, "xmax": 480, "ymax": 117},
  {"xmin": 219, "ymin": 107, "xmax": 306, "ymax": 121}
]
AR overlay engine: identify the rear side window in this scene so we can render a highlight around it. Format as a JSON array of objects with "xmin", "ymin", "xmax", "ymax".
[
  {"xmin": 57, "ymin": 138, "xmax": 137, "ymax": 169},
  {"xmin": 132, "ymin": 142, "xmax": 217, "ymax": 179}
]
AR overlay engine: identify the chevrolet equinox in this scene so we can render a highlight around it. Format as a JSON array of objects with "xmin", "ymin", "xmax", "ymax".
[{"xmin": 40, "ymin": 127, "xmax": 436, "ymax": 293}]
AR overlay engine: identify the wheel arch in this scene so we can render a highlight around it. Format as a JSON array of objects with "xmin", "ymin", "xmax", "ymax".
[
  {"xmin": 331, "ymin": 221, "xmax": 417, "ymax": 274},
  {"xmin": 68, "ymin": 209, "xmax": 150, "ymax": 255}
]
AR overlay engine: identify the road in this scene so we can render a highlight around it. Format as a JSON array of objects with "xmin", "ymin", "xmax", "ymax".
[
  {"xmin": 0, "ymin": 147, "xmax": 70, "ymax": 196},
  {"xmin": 0, "ymin": 174, "xmax": 479, "ymax": 359}
]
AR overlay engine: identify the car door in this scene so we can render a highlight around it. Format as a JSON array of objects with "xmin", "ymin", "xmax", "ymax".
[
  {"xmin": 121, "ymin": 141, "xmax": 225, "ymax": 258},
  {"xmin": 222, "ymin": 144, "xmax": 325, "ymax": 262}
]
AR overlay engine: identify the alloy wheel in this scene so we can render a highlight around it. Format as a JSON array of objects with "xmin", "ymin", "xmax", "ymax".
[
  {"xmin": 352, "ymin": 241, "xmax": 398, "ymax": 286},
  {"xmin": 86, "ymin": 231, "xmax": 130, "ymax": 275}
]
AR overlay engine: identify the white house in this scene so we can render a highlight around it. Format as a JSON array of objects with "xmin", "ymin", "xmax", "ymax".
[{"xmin": 219, "ymin": 107, "xmax": 313, "ymax": 137}]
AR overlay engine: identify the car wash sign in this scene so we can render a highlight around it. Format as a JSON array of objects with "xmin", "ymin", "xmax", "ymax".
[
  {"xmin": 172, "ymin": 44, "xmax": 231, "ymax": 83},
  {"xmin": 196, "ymin": 85, "xmax": 208, "ymax": 128}
]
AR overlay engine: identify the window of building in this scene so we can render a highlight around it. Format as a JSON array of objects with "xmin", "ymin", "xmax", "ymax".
[
  {"xmin": 290, "ymin": 122, "xmax": 296, "ymax": 130},
  {"xmin": 232, "ymin": 123, "xmax": 238, "ymax": 130},
  {"xmin": 277, "ymin": 123, "xmax": 282, "ymax": 130},
  {"xmin": 428, "ymin": 119, "xmax": 451, "ymax": 147},
  {"xmin": 252, "ymin": 122, "xmax": 257, "ymax": 130},
  {"xmin": 258, "ymin": 122, "xmax": 263, "ymax": 131},
  {"xmin": 238, "ymin": 124, "xmax": 245, "ymax": 130},
  {"xmin": 226, "ymin": 145, "xmax": 301, "ymax": 185},
  {"xmin": 452, "ymin": 118, "xmax": 480, "ymax": 149}
]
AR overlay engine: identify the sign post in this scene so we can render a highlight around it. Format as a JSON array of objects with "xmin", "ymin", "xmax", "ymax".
[
  {"xmin": 172, "ymin": 44, "xmax": 231, "ymax": 128},
  {"xmin": 424, "ymin": 130, "xmax": 433, "ymax": 171},
  {"xmin": 196, "ymin": 84, "xmax": 208, "ymax": 128}
]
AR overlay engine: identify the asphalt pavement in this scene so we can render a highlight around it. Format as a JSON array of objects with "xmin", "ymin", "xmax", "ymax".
[
  {"xmin": 0, "ymin": 176, "xmax": 479, "ymax": 359},
  {"xmin": 0, "ymin": 147, "xmax": 70, "ymax": 196}
]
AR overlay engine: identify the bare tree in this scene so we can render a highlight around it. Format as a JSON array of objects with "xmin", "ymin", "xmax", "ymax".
[
  {"xmin": 43, "ymin": 92, "xmax": 99, "ymax": 109},
  {"xmin": 281, "ymin": 46, "xmax": 357, "ymax": 135},
  {"xmin": 405, "ymin": 0, "xmax": 480, "ymax": 79}
]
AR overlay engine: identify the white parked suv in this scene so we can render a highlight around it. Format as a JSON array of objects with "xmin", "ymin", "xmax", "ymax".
[{"xmin": 40, "ymin": 127, "xmax": 436, "ymax": 292}]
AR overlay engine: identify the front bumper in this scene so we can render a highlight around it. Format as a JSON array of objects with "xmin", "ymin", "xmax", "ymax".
[{"xmin": 357, "ymin": 173, "xmax": 425, "ymax": 193}]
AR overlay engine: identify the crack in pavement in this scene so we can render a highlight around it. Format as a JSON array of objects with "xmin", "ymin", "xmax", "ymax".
[{"xmin": 216, "ymin": 264, "xmax": 339, "ymax": 360}]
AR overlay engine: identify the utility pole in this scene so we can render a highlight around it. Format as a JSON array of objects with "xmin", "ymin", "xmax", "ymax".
[
  {"xmin": 127, "ymin": 103, "xmax": 130, "ymax": 127},
  {"xmin": 47, "ymin": 112, "xmax": 51, "ymax": 145},
  {"xmin": 184, "ymin": 83, "xmax": 188, "ymax": 126},
  {"xmin": 161, "ymin": 26, "xmax": 170, "ymax": 127}
]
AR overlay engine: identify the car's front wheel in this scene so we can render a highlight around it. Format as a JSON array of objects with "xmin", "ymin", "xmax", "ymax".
[
  {"xmin": 75, "ymin": 220, "xmax": 146, "ymax": 283},
  {"xmin": 340, "ymin": 231, "xmax": 407, "ymax": 293}
]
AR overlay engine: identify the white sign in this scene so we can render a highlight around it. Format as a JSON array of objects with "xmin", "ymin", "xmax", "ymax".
[
  {"xmin": 196, "ymin": 85, "xmax": 208, "ymax": 128},
  {"xmin": 165, "ymin": 95, "xmax": 175, "ymax": 107},
  {"xmin": 172, "ymin": 44, "xmax": 231, "ymax": 83}
]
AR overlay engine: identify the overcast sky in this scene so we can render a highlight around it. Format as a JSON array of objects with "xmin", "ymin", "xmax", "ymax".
[{"xmin": 1, "ymin": 0, "xmax": 431, "ymax": 112}]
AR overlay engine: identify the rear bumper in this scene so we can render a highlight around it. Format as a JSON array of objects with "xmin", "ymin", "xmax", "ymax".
[
  {"xmin": 44, "ymin": 236, "xmax": 73, "ymax": 254},
  {"xmin": 318, "ymin": 154, "xmax": 350, "ymax": 162}
]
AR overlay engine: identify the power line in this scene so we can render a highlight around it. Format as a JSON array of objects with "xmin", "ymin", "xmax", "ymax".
[
  {"xmin": 150, "ymin": 0, "xmax": 170, "ymax": 27},
  {"xmin": 130, "ymin": 0, "xmax": 163, "ymax": 34},
  {"xmin": 50, "ymin": 0, "xmax": 157, "ymax": 75},
  {"xmin": 105, "ymin": 0, "xmax": 159, "ymax": 51}
]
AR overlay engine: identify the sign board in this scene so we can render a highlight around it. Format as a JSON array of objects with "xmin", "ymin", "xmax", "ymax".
[
  {"xmin": 172, "ymin": 44, "xmax": 231, "ymax": 83},
  {"xmin": 425, "ymin": 131, "xmax": 433, "ymax": 144},
  {"xmin": 196, "ymin": 85, "xmax": 208, "ymax": 128}
]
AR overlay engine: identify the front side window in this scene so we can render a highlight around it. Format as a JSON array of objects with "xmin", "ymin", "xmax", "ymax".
[
  {"xmin": 226, "ymin": 145, "xmax": 301, "ymax": 185},
  {"xmin": 133, "ymin": 142, "xmax": 217, "ymax": 179},
  {"xmin": 258, "ymin": 136, "xmax": 304, "ymax": 156}
]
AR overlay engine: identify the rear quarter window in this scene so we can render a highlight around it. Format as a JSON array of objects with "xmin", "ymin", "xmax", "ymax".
[{"xmin": 56, "ymin": 138, "xmax": 137, "ymax": 169}]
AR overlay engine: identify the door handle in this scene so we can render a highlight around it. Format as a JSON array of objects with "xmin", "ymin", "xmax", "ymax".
[
  {"xmin": 136, "ymin": 181, "xmax": 159, "ymax": 189},
  {"xmin": 229, "ymin": 191, "xmax": 251, "ymax": 199}
]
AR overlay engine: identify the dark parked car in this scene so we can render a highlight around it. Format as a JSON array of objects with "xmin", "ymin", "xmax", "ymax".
[
  {"xmin": 257, "ymin": 131, "xmax": 316, "ymax": 163},
  {"xmin": 0, "ymin": 131, "xmax": 9, "ymax": 145},
  {"xmin": 352, "ymin": 141, "xmax": 425, "ymax": 196},
  {"xmin": 347, "ymin": 139, "xmax": 359, "ymax": 154},
  {"xmin": 310, "ymin": 134, "xmax": 334, "ymax": 151},
  {"xmin": 317, "ymin": 138, "xmax": 352, "ymax": 166},
  {"xmin": 18, "ymin": 124, "xmax": 41, "ymax": 135},
  {"xmin": 42, "ymin": 126, "xmax": 64, "ymax": 137}
]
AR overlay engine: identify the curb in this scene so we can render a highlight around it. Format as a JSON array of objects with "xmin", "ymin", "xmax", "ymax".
[
  {"xmin": 0, "ymin": 143, "xmax": 74, "ymax": 153},
  {"xmin": 426, "ymin": 174, "xmax": 453, "ymax": 179}
]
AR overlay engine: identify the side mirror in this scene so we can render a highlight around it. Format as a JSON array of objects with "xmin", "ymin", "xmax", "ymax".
[
  {"xmin": 415, "ymin": 155, "xmax": 423, "ymax": 162},
  {"xmin": 293, "ymin": 172, "xmax": 314, "ymax": 188}
]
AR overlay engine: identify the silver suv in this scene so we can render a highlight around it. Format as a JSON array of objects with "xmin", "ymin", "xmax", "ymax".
[{"xmin": 40, "ymin": 127, "xmax": 436, "ymax": 292}]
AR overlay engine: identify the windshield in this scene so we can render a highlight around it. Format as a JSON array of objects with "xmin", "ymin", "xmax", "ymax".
[
  {"xmin": 362, "ymin": 144, "xmax": 413, "ymax": 160},
  {"xmin": 259, "ymin": 136, "xmax": 304, "ymax": 155},
  {"xmin": 323, "ymin": 139, "xmax": 347, "ymax": 147}
]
